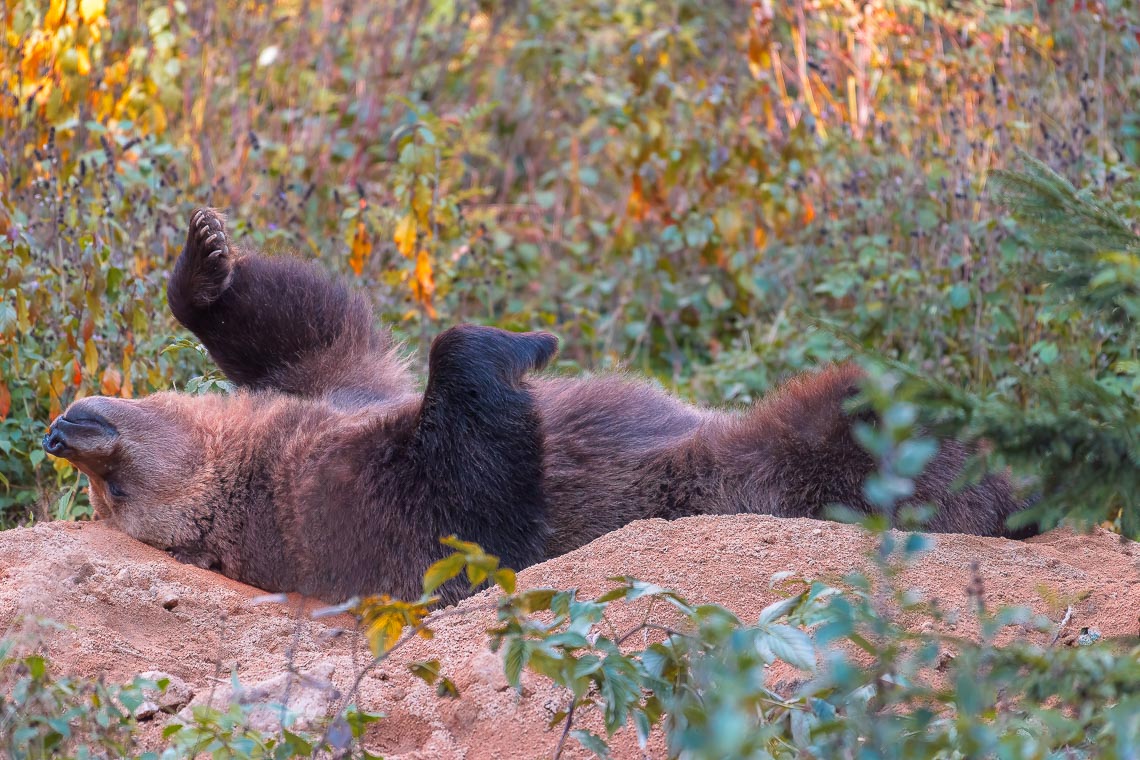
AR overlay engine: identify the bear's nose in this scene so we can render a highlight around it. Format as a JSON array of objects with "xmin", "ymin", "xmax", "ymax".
[
  {"xmin": 43, "ymin": 409, "xmax": 118, "ymax": 457},
  {"xmin": 42, "ymin": 427, "xmax": 68, "ymax": 456}
]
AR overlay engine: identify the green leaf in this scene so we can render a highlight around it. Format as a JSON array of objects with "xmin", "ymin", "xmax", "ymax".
[
  {"xmin": 757, "ymin": 592, "xmax": 804, "ymax": 625},
  {"xmin": 281, "ymin": 730, "xmax": 313, "ymax": 755},
  {"xmin": 632, "ymin": 709, "xmax": 651, "ymax": 749},
  {"xmin": 26, "ymin": 655, "xmax": 46, "ymax": 679},
  {"xmin": 1032, "ymin": 340, "xmax": 1059, "ymax": 364},
  {"xmin": 571, "ymin": 729, "xmax": 611, "ymax": 758},
  {"xmin": 949, "ymin": 283, "xmax": 971, "ymax": 311},
  {"xmin": 640, "ymin": 643, "xmax": 675, "ymax": 680},
  {"xmin": 762, "ymin": 624, "xmax": 816, "ymax": 671},
  {"xmin": 504, "ymin": 637, "xmax": 528, "ymax": 688}
]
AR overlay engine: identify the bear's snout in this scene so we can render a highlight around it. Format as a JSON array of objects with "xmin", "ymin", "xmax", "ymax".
[{"xmin": 43, "ymin": 408, "xmax": 119, "ymax": 460}]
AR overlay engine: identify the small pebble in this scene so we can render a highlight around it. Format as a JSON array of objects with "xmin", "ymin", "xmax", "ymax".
[
  {"xmin": 160, "ymin": 592, "xmax": 179, "ymax": 610},
  {"xmin": 812, "ymin": 528, "xmax": 822, "ymax": 536}
]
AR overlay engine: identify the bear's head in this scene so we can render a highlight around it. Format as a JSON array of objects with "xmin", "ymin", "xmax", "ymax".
[{"xmin": 43, "ymin": 393, "xmax": 217, "ymax": 551}]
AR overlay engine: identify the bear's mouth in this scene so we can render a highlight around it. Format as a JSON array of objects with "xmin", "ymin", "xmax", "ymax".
[{"xmin": 43, "ymin": 410, "xmax": 119, "ymax": 463}]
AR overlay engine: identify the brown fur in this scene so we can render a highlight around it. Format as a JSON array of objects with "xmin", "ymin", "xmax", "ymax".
[{"xmin": 44, "ymin": 209, "xmax": 1034, "ymax": 602}]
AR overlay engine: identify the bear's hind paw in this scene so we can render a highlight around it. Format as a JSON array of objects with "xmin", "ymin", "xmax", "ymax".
[{"xmin": 184, "ymin": 207, "xmax": 234, "ymax": 307}]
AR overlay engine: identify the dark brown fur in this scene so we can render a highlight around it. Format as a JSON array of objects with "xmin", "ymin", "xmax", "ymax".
[{"xmin": 44, "ymin": 209, "xmax": 1034, "ymax": 602}]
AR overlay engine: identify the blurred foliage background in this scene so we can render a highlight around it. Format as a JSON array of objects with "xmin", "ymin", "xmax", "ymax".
[{"xmin": 1, "ymin": 0, "xmax": 1139, "ymax": 525}]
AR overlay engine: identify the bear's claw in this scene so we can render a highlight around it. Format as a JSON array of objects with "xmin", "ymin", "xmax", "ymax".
[{"xmin": 183, "ymin": 207, "xmax": 233, "ymax": 307}]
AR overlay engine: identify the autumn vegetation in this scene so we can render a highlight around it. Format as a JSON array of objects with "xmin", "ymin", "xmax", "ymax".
[{"xmin": 2, "ymin": 0, "xmax": 1140, "ymax": 757}]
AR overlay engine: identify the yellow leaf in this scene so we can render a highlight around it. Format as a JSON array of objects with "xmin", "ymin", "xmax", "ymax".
[
  {"xmin": 367, "ymin": 614, "xmax": 405, "ymax": 657},
  {"xmin": 423, "ymin": 553, "xmax": 466, "ymax": 595},
  {"xmin": 45, "ymin": 0, "xmax": 67, "ymax": 30},
  {"xmin": 716, "ymin": 207, "xmax": 743, "ymax": 245},
  {"xmin": 75, "ymin": 47, "xmax": 91, "ymax": 77},
  {"xmin": 149, "ymin": 103, "xmax": 168, "ymax": 135},
  {"xmin": 746, "ymin": 3, "xmax": 773, "ymax": 81},
  {"xmin": 84, "ymin": 338, "xmax": 98, "ymax": 379},
  {"xmin": 494, "ymin": 568, "xmax": 517, "ymax": 594},
  {"xmin": 393, "ymin": 213, "xmax": 417, "ymax": 258},
  {"xmin": 349, "ymin": 220, "xmax": 372, "ymax": 277},
  {"xmin": 80, "ymin": 0, "xmax": 106, "ymax": 22},
  {"xmin": 52, "ymin": 455, "xmax": 73, "ymax": 477}
]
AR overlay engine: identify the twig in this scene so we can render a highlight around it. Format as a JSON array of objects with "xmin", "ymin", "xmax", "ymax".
[
  {"xmin": 1049, "ymin": 605, "xmax": 1073, "ymax": 647},
  {"xmin": 277, "ymin": 595, "xmax": 308, "ymax": 730},
  {"xmin": 205, "ymin": 613, "xmax": 229, "ymax": 710},
  {"xmin": 552, "ymin": 699, "xmax": 577, "ymax": 760},
  {"xmin": 616, "ymin": 621, "xmax": 686, "ymax": 647},
  {"xmin": 315, "ymin": 603, "xmax": 487, "ymax": 753}
]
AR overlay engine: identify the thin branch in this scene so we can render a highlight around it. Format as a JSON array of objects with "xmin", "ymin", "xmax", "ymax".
[
  {"xmin": 1049, "ymin": 605, "xmax": 1073, "ymax": 647},
  {"xmin": 552, "ymin": 698, "xmax": 577, "ymax": 760},
  {"xmin": 616, "ymin": 622, "xmax": 686, "ymax": 647},
  {"xmin": 315, "ymin": 602, "xmax": 491, "ymax": 753}
]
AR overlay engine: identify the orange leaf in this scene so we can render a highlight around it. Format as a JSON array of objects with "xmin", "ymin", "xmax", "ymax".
[
  {"xmin": 72, "ymin": 358, "xmax": 82, "ymax": 387},
  {"xmin": 801, "ymin": 196, "xmax": 816, "ymax": 225},
  {"xmin": 412, "ymin": 249, "xmax": 437, "ymax": 319},
  {"xmin": 100, "ymin": 366, "xmax": 122, "ymax": 396},
  {"xmin": 0, "ymin": 382, "xmax": 10, "ymax": 421},
  {"xmin": 753, "ymin": 227, "xmax": 768, "ymax": 250},
  {"xmin": 349, "ymin": 220, "xmax": 372, "ymax": 277},
  {"xmin": 626, "ymin": 175, "xmax": 649, "ymax": 222}
]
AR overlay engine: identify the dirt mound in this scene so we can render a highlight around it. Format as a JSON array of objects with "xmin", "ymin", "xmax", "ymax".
[{"xmin": 2, "ymin": 517, "xmax": 1138, "ymax": 758}]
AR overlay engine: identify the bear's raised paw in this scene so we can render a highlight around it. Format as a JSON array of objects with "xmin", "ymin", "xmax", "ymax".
[{"xmin": 182, "ymin": 207, "xmax": 234, "ymax": 308}]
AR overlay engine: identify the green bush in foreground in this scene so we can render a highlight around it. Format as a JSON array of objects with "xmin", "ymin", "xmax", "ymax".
[
  {"xmin": 5, "ymin": 519, "xmax": 1139, "ymax": 759},
  {"xmin": 4, "ymin": 0, "xmax": 1138, "ymax": 525}
]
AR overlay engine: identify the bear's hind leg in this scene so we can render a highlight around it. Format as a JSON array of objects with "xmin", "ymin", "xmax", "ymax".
[{"xmin": 167, "ymin": 208, "xmax": 410, "ymax": 399}]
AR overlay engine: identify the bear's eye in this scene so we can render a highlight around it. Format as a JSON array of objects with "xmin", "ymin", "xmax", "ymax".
[{"xmin": 106, "ymin": 480, "xmax": 128, "ymax": 500}]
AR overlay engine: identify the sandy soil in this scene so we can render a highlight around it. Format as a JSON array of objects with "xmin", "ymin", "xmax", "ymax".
[{"xmin": 1, "ymin": 516, "xmax": 1137, "ymax": 758}]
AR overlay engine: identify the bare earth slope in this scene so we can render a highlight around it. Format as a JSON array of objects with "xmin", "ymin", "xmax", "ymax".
[{"xmin": 1, "ymin": 516, "xmax": 1138, "ymax": 758}]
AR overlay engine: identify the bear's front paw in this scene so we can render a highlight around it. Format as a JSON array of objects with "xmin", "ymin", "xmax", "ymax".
[{"xmin": 183, "ymin": 207, "xmax": 234, "ymax": 307}]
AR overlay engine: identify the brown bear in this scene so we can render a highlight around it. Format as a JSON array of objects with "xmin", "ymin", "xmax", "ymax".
[{"xmin": 44, "ymin": 209, "xmax": 1033, "ymax": 603}]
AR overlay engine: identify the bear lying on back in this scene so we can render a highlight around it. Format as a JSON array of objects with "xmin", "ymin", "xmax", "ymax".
[{"xmin": 44, "ymin": 209, "xmax": 1035, "ymax": 603}]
